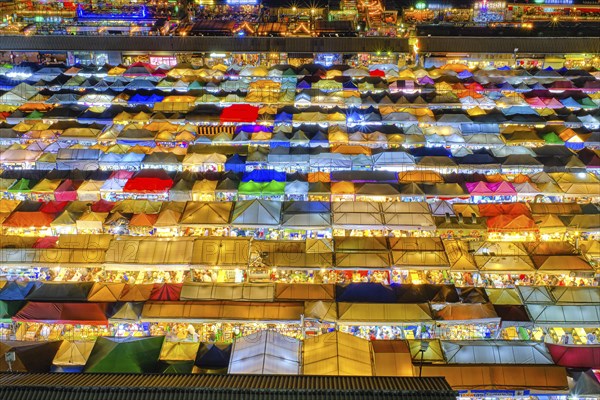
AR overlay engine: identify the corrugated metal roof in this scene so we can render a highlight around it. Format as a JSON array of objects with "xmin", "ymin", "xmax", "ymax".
[
  {"xmin": 0, "ymin": 36, "xmax": 410, "ymax": 53},
  {"xmin": 419, "ymin": 36, "xmax": 600, "ymax": 55},
  {"xmin": 0, "ymin": 373, "xmax": 457, "ymax": 400},
  {"xmin": 0, "ymin": 35, "xmax": 597, "ymax": 54}
]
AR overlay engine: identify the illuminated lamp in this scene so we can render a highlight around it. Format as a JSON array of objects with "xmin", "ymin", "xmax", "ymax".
[{"xmin": 415, "ymin": 2, "xmax": 426, "ymax": 9}]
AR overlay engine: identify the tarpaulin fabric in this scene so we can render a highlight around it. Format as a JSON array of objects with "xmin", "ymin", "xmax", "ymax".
[
  {"xmin": 0, "ymin": 282, "xmax": 39, "ymax": 300},
  {"xmin": 2, "ymin": 211, "xmax": 55, "ymax": 227},
  {"xmin": 546, "ymin": 344, "xmax": 600, "ymax": 369},
  {"xmin": 123, "ymin": 177, "xmax": 173, "ymax": 193},
  {"xmin": 336, "ymin": 283, "xmax": 397, "ymax": 303},
  {"xmin": 195, "ymin": 343, "xmax": 232, "ymax": 373},
  {"xmin": 25, "ymin": 282, "xmax": 94, "ymax": 301},
  {"xmin": 0, "ymin": 341, "xmax": 63, "ymax": 372},
  {"xmin": 84, "ymin": 336, "xmax": 165, "ymax": 373},
  {"xmin": 14, "ymin": 302, "xmax": 108, "ymax": 325},
  {"xmin": 149, "ymin": 283, "xmax": 183, "ymax": 301},
  {"xmin": 220, "ymin": 104, "xmax": 259, "ymax": 123}
]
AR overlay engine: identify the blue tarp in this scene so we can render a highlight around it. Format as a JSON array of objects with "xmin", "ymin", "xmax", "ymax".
[
  {"xmin": 336, "ymin": 283, "xmax": 397, "ymax": 303},
  {"xmin": 410, "ymin": 147, "xmax": 452, "ymax": 157},
  {"xmin": 0, "ymin": 281, "xmax": 39, "ymax": 301},
  {"xmin": 274, "ymin": 112, "xmax": 293, "ymax": 123},
  {"xmin": 224, "ymin": 154, "xmax": 247, "ymax": 173},
  {"xmin": 242, "ymin": 169, "xmax": 286, "ymax": 182}
]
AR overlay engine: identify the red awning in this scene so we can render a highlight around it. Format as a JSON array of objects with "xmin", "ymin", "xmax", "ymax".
[
  {"xmin": 149, "ymin": 283, "xmax": 182, "ymax": 301},
  {"xmin": 369, "ymin": 69, "xmax": 385, "ymax": 77},
  {"xmin": 220, "ymin": 104, "xmax": 259, "ymax": 123},
  {"xmin": 547, "ymin": 344, "xmax": 600, "ymax": 369},
  {"xmin": 13, "ymin": 302, "xmax": 108, "ymax": 325},
  {"xmin": 124, "ymin": 177, "xmax": 173, "ymax": 193}
]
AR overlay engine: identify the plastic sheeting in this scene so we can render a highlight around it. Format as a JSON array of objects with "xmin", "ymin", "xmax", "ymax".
[
  {"xmin": 303, "ymin": 331, "xmax": 373, "ymax": 376},
  {"xmin": 228, "ymin": 330, "xmax": 300, "ymax": 374}
]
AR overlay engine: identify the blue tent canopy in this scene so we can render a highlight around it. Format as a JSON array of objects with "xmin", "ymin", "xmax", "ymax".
[
  {"xmin": 336, "ymin": 283, "xmax": 397, "ymax": 303},
  {"xmin": 410, "ymin": 147, "xmax": 451, "ymax": 157},
  {"xmin": 242, "ymin": 169, "xmax": 286, "ymax": 182},
  {"xmin": 274, "ymin": 112, "xmax": 293, "ymax": 123},
  {"xmin": 0, "ymin": 281, "xmax": 39, "ymax": 301},
  {"xmin": 224, "ymin": 154, "xmax": 247, "ymax": 173}
]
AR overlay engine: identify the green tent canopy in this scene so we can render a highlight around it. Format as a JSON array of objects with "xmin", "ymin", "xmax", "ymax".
[
  {"xmin": 8, "ymin": 179, "xmax": 32, "ymax": 193},
  {"xmin": 0, "ymin": 300, "xmax": 24, "ymax": 323},
  {"xmin": 542, "ymin": 132, "xmax": 564, "ymax": 145},
  {"xmin": 84, "ymin": 336, "xmax": 165, "ymax": 373},
  {"xmin": 158, "ymin": 360, "xmax": 195, "ymax": 374}
]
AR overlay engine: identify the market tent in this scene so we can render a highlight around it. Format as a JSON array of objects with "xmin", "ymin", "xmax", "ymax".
[
  {"xmin": 525, "ymin": 304, "xmax": 600, "ymax": 327},
  {"xmin": 141, "ymin": 301, "xmax": 304, "ymax": 322},
  {"xmin": 104, "ymin": 238, "xmax": 194, "ymax": 268},
  {"xmin": 149, "ymin": 283, "xmax": 183, "ymax": 301},
  {"xmin": 516, "ymin": 286, "xmax": 554, "ymax": 304},
  {"xmin": 0, "ymin": 282, "xmax": 38, "ymax": 300},
  {"xmin": 336, "ymin": 283, "xmax": 395, "ymax": 303},
  {"xmin": 231, "ymin": 200, "xmax": 281, "ymax": 227},
  {"xmin": 14, "ymin": 302, "xmax": 108, "ymax": 325},
  {"xmin": 25, "ymin": 282, "xmax": 95, "ymax": 301},
  {"xmin": 180, "ymin": 283, "xmax": 274, "ymax": 301},
  {"xmin": 108, "ymin": 302, "xmax": 143, "ymax": 322},
  {"xmin": 442, "ymin": 341, "xmax": 553, "ymax": 364},
  {"xmin": 195, "ymin": 343, "xmax": 232, "ymax": 374},
  {"xmin": 84, "ymin": 336, "xmax": 165, "ymax": 373},
  {"xmin": 87, "ymin": 283, "xmax": 127, "ymax": 302},
  {"xmin": 180, "ymin": 202, "xmax": 233, "ymax": 226},
  {"xmin": 302, "ymin": 331, "xmax": 373, "ymax": 376},
  {"xmin": 280, "ymin": 201, "xmax": 330, "ymax": 229},
  {"xmin": 394, "ymin": 284, "xmax": 460, "ymax": 304},
  {"xmin": 371, "ymin": 340, "xmax": 413, "ymax": 377},
  {"xmin": 571, "ymin": 369, "xmax": 600, "ymax": 397},
  {"xmin": 549, "ymin": 287, "xmax": 600, "ymax": 304},
  {"xmin": 337, "ymin": 303, "xmax": 433, "ymax": 324},
  {"xmin": 457, "ymin": 287, "xmax": 490, "ymax": 303},
  {"xmin": 0, "ymin": 341, "xmax": 63, "ymax": 372},
  {"xmin": 160, "ymin": 342, "xmax": 200, "ymax": 361},
  {"xmin": 546, "ymin": 344, "xmax": 600, "ymax": 369},
  {"xmin": 486, "ymin": 288, "xmax": 522, "ymax": 305},
  {"xmin": 275, "ymin": 284, "xmax": 335, "ymax": 301},
  {"xmin": 419, "ymin": 365, "xmax": 568, "ymax": 392},
  {"xmin": 53, "ymin": 341, "xmax": 95, "ymax": 367},
  {"xmin": 191, "ymin": 238, "xmax": 250, "ymax": 268},
  {"xmin": 118, "ymin": 284, "xmax": 154, "ymax": 302},
  {"xmin": 228, "ymin": 330, "xmax": 300, "ymax": 375},
  {"xmin": 407, "ymin": 339, "xmax": 445, "ymax": 363},
  {"xmin": 434, "ymin": 303, "xmax": 499, "ymax": 324},
  {"xmin": 390, "ymin": 237, "xmax": 449, "ymax": 269},
  {"xmin": 0, "ymin": 300, "xmax": 24, "ymax": 322}
]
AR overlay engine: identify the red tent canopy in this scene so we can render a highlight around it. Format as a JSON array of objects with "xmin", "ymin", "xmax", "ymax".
[
  {"xmin": 149, "ymin": 283, "xmax": 182, "ymax": 301},
  {"xmin": 369, "ymin": 69, "xmax": 385, "ymax": 77},
  {"xmin": 479, "ymin": 203, "xmax": 531, "ymax": 217},
  {"xmin": 220, "ymin": 104, "xmax": 259, "ymax": 123},
  {"xmin": 3, "ymin": 211, "xmax": 55, "ymax": 228},
  {"xmin": 486, "ymin": 214, "xmax": 538, "ymax": 232},
  {"xmin": 33, "ymin": 236, "xmax": 59, "ymax": 249},
  {"xmin": 39, "ymin": 201, "xmax": 69, "ymax": 214},
  {"xmin": 14, "ymin": 302, "xmax": 108, "ymax": 325},
  {"xmin": 91, "ymin": 199, "xmax": 115, "ymax": 213},
  {"xmin": 54, "ymin": 179, "xmax": 81, "ymax": 202},
  {"xmin": 124, "ymin": 177, "xmax": 173, "ymax": 193},
  {"xmin": 547, "ymin": 344, "xmax": 600, "ymax": 369}
]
